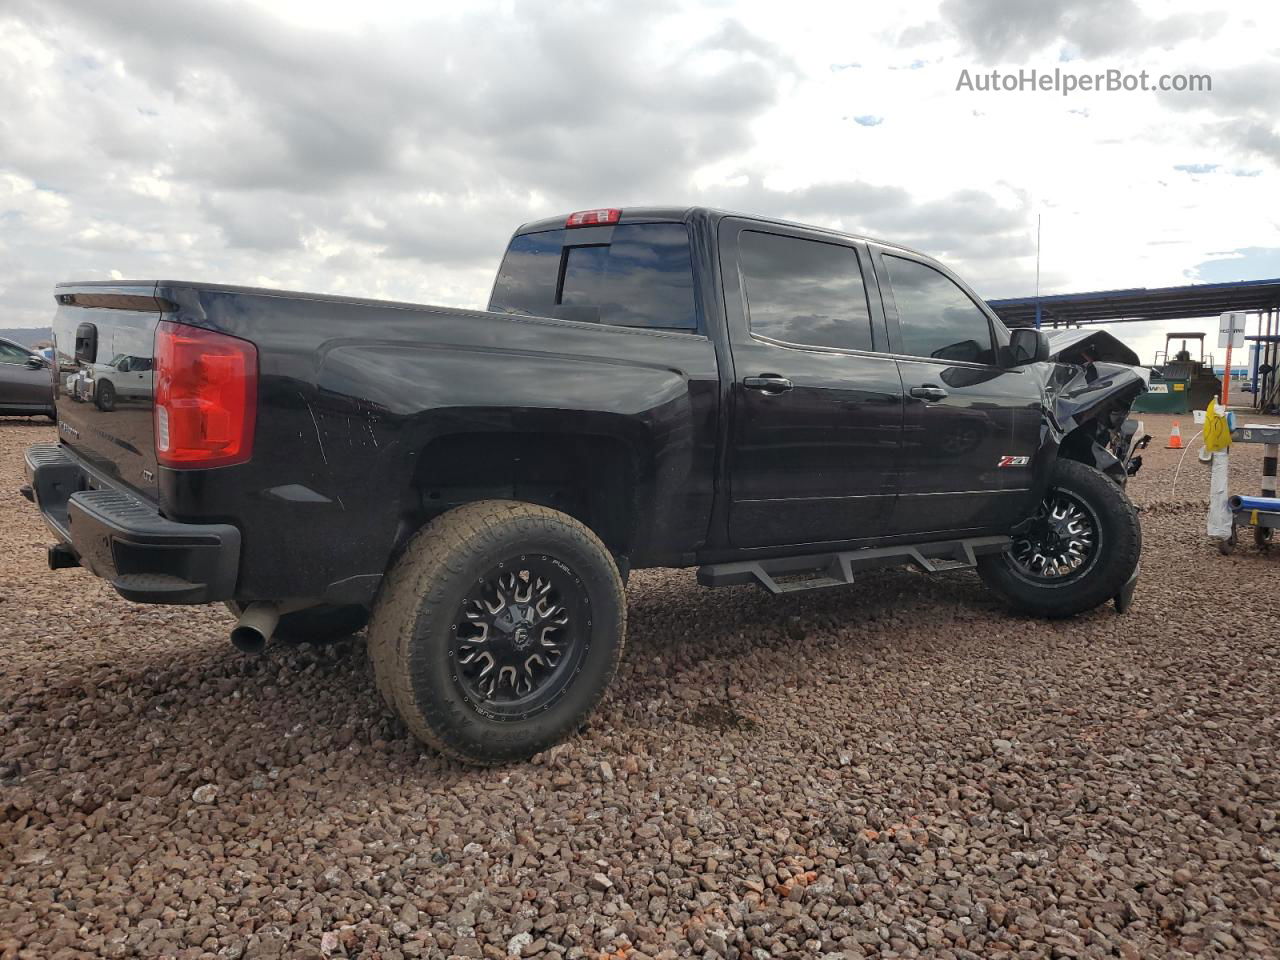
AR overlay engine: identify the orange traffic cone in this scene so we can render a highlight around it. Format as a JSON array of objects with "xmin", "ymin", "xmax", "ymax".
[{"xmin": 1166, "ymin": 420, "xmax": 1183, "ymax": 449}]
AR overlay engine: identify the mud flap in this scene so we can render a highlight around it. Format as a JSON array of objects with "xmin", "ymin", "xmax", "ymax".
[{"xmin": 1114, "ymin": 562, "xmax": 1139, "ymax": 614}]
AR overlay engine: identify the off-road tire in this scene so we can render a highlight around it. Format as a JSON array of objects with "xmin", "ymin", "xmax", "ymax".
[
  {"xmin": 366, "ymin": 500, "xmax": 626, "ymax": 765},
  {"xmin": 224, "ymin": 602, "xmax": 368, "ymax": 645},
  {"xmin": 978, "ymin": 459, "xmax": 1141, "ymax": 618}
]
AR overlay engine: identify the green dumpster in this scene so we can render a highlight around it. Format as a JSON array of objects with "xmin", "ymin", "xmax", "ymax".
[{"xmin": 1132, "ymin": 376, "xmax": 1191, "ymax": 414}]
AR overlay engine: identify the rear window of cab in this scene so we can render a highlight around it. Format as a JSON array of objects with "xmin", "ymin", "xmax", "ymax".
[{"xmin": 489, "ymin": 223, "xmax": 699, "ymax": 332}]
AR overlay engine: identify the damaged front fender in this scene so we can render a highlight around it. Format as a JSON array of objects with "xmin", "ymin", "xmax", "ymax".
[
  {"xmin": 1044, "ymin": 359, "xmax": 1151, "ymax": 440},
  {"xmin": 1024, "ymin": 331, "xmax": 1152, "ymax": 503}
]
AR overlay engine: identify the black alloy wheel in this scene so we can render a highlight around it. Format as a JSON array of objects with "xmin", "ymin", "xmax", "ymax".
[
  {"xmin": 1009, "ymin": 488, "xmax": 1101, "ymax": 583},
  {"xmin": 977, "ymin": 458, "xmax": 1141, "ymax": 619},
  {"xmin": 365, "ymin": 499, "xmax": 626, "ymax": 764},
  {"xmin": 450, "ymin": 557, "xmax": 590, "ymax": 721}
]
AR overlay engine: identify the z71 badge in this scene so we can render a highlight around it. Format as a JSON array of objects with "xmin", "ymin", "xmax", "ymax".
[{"xmin": 997, "ymin": 455, "xmax": 1031, "ymax": 467}]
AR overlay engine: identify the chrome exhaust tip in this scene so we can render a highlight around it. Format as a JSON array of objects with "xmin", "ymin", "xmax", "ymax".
[{"xmin": 230, "ymin": 602, "xmax": 281, "ymax": 655}]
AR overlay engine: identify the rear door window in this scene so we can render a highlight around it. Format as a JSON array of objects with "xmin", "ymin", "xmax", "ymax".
[
  {"xmin": 489, "ymin": 231, "xmax": 562, "ymax": 317},
  {"xmin": 738, "ymin": 231, "xmax": 875, "ymax": 352},
  {"xmin": 490, "ymin": 223, "xmax": 698, "ymax": 332}
]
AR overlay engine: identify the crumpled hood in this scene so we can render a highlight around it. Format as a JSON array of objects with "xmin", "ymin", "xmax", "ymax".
[
  {"xmin": 1025, "ymin": 329, "xmax": 1152, "ymax": 438},
  {"xmin": 1044, "ymin": 360, "xmax": 1151, "ymax": 435},
  {"xmin": 1047, "ymin": 328, "xmax": 1141, "ymax": 367},
  {"xmin": 1010, "ymin": 327, "xmax": 1152, "ymax": 488}
]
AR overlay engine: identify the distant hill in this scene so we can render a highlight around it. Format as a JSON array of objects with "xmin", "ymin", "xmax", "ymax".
[{"xmin": 0, "ymin": 327, "xmax": 54, "ymax": 348}]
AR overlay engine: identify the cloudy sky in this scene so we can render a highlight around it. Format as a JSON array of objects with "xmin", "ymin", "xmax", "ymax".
[{"xmin": 2, "ymin": 0, "xmax": 1278, "ymax": 363}]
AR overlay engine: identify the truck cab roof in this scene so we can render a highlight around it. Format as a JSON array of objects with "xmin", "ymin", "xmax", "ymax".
[{"xmin": 515, "ymin": 205, "xmax": 930, "ymax": 261}]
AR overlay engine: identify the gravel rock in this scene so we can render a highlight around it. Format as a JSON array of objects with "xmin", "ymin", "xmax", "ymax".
[
  {"xmin": 191, "ymin": 783, "xmax": 220, "ymax": 803},
  {"xmin": 506, "ymin": 932, "xmax": 533, "ymax": 956},
  {"xmin": 587, "ymin": 872, "xmax": 614, "ymax": 891},
  {"xmin": 2, "ymin": 413, "xmax": 1278, "ymax": 959},
  {"xmin": 990, "ymin": 789, "xmax": 1018, "ymax": 812}
]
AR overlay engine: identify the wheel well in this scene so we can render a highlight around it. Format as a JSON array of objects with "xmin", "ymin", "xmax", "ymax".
[
  {"xmin": 1057, "ymin": 426, "xmax": 1095, "ymax": 463},
  {"xmin": 1057, "ymin": 420, "xmax": 1127, "ymax": 484},
  {"xmin": 411, "ymin": 432, "xmax": 637, "ymax": 558}
]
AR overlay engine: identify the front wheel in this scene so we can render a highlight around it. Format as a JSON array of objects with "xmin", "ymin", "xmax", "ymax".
[
  {"xmin": 978, "ymin": 459, "xmax": 1141, "ymax": 618},
  {"xmin": 366, "ymin": 500, "xmax": 626, "ymax": 765}
]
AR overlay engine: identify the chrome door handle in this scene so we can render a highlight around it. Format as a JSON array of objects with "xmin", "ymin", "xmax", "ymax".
[
  {"xmin": 743, "ymin": 375, "xmax": 793, "ymax": 395},
  {"xmin": 910, "ymin": 385, "xmax": 948, "ymax": 401}
]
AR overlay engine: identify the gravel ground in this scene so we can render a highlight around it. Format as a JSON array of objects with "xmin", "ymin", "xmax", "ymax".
[{"xmin": 2, "ymin": 412, "xmax": 1278, "ymax": 960}]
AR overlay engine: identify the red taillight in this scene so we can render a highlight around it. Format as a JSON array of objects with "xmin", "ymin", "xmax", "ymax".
[
  {"xmin": 565, "ymin": 208, "xmax": 621, "ymax": 228},
  {"xmin": 153, "ymin": 321, "xmax": 257, "ymax": 468}
]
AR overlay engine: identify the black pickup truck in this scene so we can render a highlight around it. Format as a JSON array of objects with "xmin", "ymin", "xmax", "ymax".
[{"xmin": 23, "ymin": 206, "xmax": 1149, "ymax": 763}]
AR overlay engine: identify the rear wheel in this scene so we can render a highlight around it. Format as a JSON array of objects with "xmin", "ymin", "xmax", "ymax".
[
  {"xmin": 978, "ymin": 459, "xmax": 1141, "ymax": 618},
  {"xmin": 366, "ymin": 500, "xmax": 626, "ymax": 765}
]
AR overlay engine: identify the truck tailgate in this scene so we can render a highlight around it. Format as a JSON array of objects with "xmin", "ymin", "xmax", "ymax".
[{"xmin": 51, "ymin": 283, "xmax": 167, "ymax": 501}]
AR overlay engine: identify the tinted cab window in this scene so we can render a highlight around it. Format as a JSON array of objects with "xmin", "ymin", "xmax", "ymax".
[
  {"xmin": 883, "ymin": 255, "xmax": 995, "ymax": 365},
  {"xmin": 739, "ymin": 231, "xmax": 874, "ymax": 351},
  {"xmin": 490, "ymin": 223, "xmax": 698, "ymax": 331}
]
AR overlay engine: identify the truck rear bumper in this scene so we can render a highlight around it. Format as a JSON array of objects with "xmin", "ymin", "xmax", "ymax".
[{"xmin": 23, "ymin": 443, "xmax": 240, "ymax": 604}]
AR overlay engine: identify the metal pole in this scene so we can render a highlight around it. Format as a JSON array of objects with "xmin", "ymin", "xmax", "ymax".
[
  {"xmin": 1223, "ymin": 338, "xmax": 1233, "ymax": 407},
  {"xmin": 1270, "ymin": 307, "xmax": 1278, "ymax": 412},
  {"xmin": 1034, "ymin": 214, "xmax": 1042, "ymax": 330},
  {"xmin": 1264, "ymin": 307, "xmax": 1275, "ymax": 413},
  {"xmin": 1252, "ymin": 313, "xmax": 1262, "ymax": 405},
  {"xmin": 1261, "ymin": 308, "xmax": 1268, "ymax": 411},
  {"xmin": 1259, "ymin": 306, "xmax": 1272, "ymax": 411},
  {"xmin": 1265, "ymin": 307, "xmax": 1274, "ymax": 412}
]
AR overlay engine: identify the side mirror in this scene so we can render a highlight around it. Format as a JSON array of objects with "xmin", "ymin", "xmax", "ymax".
[
  {"xmin": 26, "ymin": 355, "xmax": 46, "ymax": 369},
  {"xmin": 1006, "ymin": 328, "xmax": 1049, "ymax": 366}
]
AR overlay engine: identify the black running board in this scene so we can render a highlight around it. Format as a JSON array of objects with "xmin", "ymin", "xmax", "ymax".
[{"xmin": 697, "ymin": 536, "xmax": 1010, "ymax": 595}]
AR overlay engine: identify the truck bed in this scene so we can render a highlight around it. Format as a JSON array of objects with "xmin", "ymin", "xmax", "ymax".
[{"xmin": 46, "ymin": 278, "xmax": 720, "ymax": 605}]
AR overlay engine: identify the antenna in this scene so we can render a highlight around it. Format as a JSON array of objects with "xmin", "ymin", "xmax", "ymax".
[{"xmin": 1034, "ymin": 214, "xmax": 1042, "ymax": 329}]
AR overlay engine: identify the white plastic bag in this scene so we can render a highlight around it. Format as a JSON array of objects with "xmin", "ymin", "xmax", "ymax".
[{"xmin": 1206, "ymin": 450, "xmax": 1232, "ymax": 539}]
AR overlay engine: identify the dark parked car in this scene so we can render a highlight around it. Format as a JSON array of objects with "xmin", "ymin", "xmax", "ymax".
[
  {"xmin": 0, "ymin": 336, "xmax": 54, "ymax": 418},
  {"xmin": 23, "ymin": 207, "xmax": 1149, "ymax": 764}
]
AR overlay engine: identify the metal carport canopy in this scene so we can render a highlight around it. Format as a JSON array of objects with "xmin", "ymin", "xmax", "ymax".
[{"xmin": 986, "ymin": 277, "xmax": 1280, "ymax": 328}]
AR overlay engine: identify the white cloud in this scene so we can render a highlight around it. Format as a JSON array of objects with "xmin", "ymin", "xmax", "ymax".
[
  {"xmin": 0, "ymin": 0, "xmax": 1278, "ymax": 365},
  {"xmin": 0, "ymin": 174, "xmax": 72, "ymax": 234}
]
